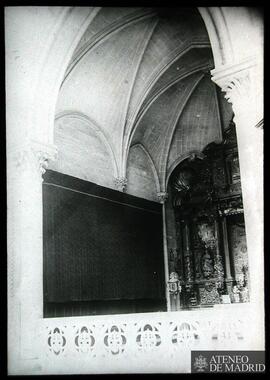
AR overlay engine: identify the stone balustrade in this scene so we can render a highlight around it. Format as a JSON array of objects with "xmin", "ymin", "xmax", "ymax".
[{"xmin": 39, "ymin": 304, "xmax": 251, "ymax": 374}]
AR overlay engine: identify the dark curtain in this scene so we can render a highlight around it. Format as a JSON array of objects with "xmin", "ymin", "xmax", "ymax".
[{"xmin": 43, "ymin": 170, "xmax": 165, "ymax": 310}]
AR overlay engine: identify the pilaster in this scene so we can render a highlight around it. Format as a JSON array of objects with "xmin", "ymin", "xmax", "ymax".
[
  {"xmin": 211, "ymin": 57, "xmax": 264, "ymax": 346},
  {"xmin": 7, "ymin": 140, "xmax": 57, "ymax": 363}
]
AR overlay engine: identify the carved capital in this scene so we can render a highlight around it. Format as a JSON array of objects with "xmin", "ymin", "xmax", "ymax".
[
  {"xmin": 8, "ymin": 140, "xmax": 58, "ymax": 180},
  {"xmin": 213, "ymin": 64, "xmax": 252, "ymax": 110},
  {"xmin": 32, "ymin": 141, "xmax": 58, "ymax": 175},
  {"xmin": 114, "ymin": 177, "xmax": 128, "ymax": 192},
  {"xmin": 157, "ymin": 191, "xmax": 168, "ymax": 204},
  {"xmin": 223, "ymin": 72, "xmax": 251, "ymax": 107},
  {"xmin": 211, "ymin": 57, "xmax": 262, "ymax": 128}
]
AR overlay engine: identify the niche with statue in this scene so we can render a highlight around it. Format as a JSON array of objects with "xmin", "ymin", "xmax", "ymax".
[{"xmin": 167, "ymin": 122, "xmax": 250, "ymax": 309}]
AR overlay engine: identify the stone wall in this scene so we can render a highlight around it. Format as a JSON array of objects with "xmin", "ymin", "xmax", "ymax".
[
  {"xmin": 49, "ymin": 115, "xmax": 116, "ymax": 189},
  {"xmin": 126, "ymin": 144, "xmax": 159, "ymax": 201}
]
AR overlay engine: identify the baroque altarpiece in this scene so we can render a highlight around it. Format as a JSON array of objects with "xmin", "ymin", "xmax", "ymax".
[{"xmin": 168, "ymin": 122, "xmax": 249, "ymax": 309}]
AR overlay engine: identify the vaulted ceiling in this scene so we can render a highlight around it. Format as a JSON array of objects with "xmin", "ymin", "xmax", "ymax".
[{"xmin": 54, "ymin": 7, "xmax": 233, "ymax": 196}]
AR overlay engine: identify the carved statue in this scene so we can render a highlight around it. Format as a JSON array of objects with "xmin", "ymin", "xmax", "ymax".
[
  {"xmin": 167, "ymin": 272, "xmax": 181, "ymax": 298},
  {"xmin": 201, "ymin": 251, "xmax": 214, "ymax": 279},
  {"xmin": 232, "ymin": 285, "xmax": 240, "ymax": 303}
]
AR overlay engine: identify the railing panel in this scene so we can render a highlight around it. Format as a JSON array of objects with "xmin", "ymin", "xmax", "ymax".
[{"xmin": 39, "ymin": 305, "xmax": 251, "ymax": 374}]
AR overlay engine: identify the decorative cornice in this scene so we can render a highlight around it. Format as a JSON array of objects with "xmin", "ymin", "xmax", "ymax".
[
  {"xmin": 114, "ymin": 177, "xmax": 128, "ymax": 192},
  {"xmin": 157, "ymin": 191, "xmax": 168, "ymax": 204}
]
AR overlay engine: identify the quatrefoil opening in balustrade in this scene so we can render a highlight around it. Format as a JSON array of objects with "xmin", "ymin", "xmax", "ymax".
[
  {"xmin": 74, "ymin": 326, "xmax": 95, "ymax": 353},
  {"xmin": 211, "ymin": 320, "xmax": 244, "ymax": 343},
  {"xmin": 48, "ymin": 327, "xmax": 66, "ymax": 355},
  {"xmin": 136, "ymin": 324, "xmax": 161, "ymax": 352},
  {"xmin": 171, "ymin": 322, "xmax": 199, "ymax": 347},
  {"xmin": 104, "ymin": 325, "xmax": 127, "ymax": 355}
]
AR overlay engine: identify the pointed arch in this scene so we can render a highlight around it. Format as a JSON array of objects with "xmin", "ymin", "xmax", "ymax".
[
  {"xmin": 31, "ymin": 7, "xmax": 101, "ymax": 145},
  {"xmin": 166, "ymin": 150, "xmax": 205, "ymax": 188},
  {"xmin": 126, "ymin": 143, "xmax": 161, "ymax": 200},
  {"xmin": 123, "ymin": 43, "xmax": 211, "ymax": 161},
  {"xmin": 55, "ymin": 111, "xmax": 119, "ymax": 178},
  {"xmin": 131, "ymin": 143, "xmax": 161, "ymax": 194},
  {"xmin": 123, "ymin": 69, "xmax": 207, "ymax": 178},
  {"xmin": 160, "ymin": 74, "xmax": 205, "ymax": 190}
]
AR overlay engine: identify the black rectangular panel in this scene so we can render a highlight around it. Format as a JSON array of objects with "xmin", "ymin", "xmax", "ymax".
[{"xmin": 43, "ymin": 170, "xmax": 166, "ymax": 315}]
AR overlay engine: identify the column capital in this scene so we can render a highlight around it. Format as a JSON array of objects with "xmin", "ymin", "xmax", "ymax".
[
  {"xmin": 211, "ymin": 56, "xmax": 257, "ymax": 85},
  {"xmin": 211, "ymin": 56, "xmax": 263, "ymax": 128},
  {"xmin": 211, "ymin": 58, "xmax": 254, "ymax": 108},
  {"xmin": 114, "ymin": 177, "xmax": 128, "ymax": 192},
  {"xmin": 8, "ymin": 140, "xmax": 58, "ymax": 179},
  {"xmin": 157, "ymin": 191, "xmax": 168, "ymax": 204}
]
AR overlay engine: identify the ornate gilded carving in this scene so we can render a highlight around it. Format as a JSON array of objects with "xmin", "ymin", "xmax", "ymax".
[
  {"xmin": 232, "ymin": 265, "xmax": 249, "ymax": 303},
  {"xmin": 214, "ymin": 253, "xmax": 225, "ymax": 288},
  {"xmin": 218, "ymin": 197, "xmax": 243, "ymax": 216},
  {"xmin": 167, "ymin": 272, "xmax": 181, "ymax": 298},
  {"xmin": 201, "ymin": 252, "xmax": 214, "ymax": 279},
  {"xmin": 184, "ymin": 254, "xmax": 193, "ymax": 284},
  {"xmin": 197, "ymin": 222, "xmax": 216, "ymax": 250},
  {"xmin": 168, "ymin": 120, "xmax": 249, "ymax": 309},
  {"xmin": 199, "ymin": 282, "xmax": 220, "ymax": 305}
]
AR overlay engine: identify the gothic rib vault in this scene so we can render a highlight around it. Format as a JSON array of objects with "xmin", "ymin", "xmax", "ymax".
[{"xmin": 51, "ymin": 7, "xmax": 234, "ymax": 201}]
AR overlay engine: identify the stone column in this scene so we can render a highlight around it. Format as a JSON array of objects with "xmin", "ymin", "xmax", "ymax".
[
  {"xmin": 212, "ymin": 57, "xmax": 264, "ymax": 345},
  {"xmin": 221, "ymin": 217, "xmax": 233, "ymax": 294},
  {"xmin": 157, "ymin": 192, "xmax": 171, "ymax": 311},
  {"xmin": 7, "ymin": 140, "xmax": 57, "ymax": 365},
  {"xmin": 183, "ymin": 221, "xmax": 193, "ymax": 283}
]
